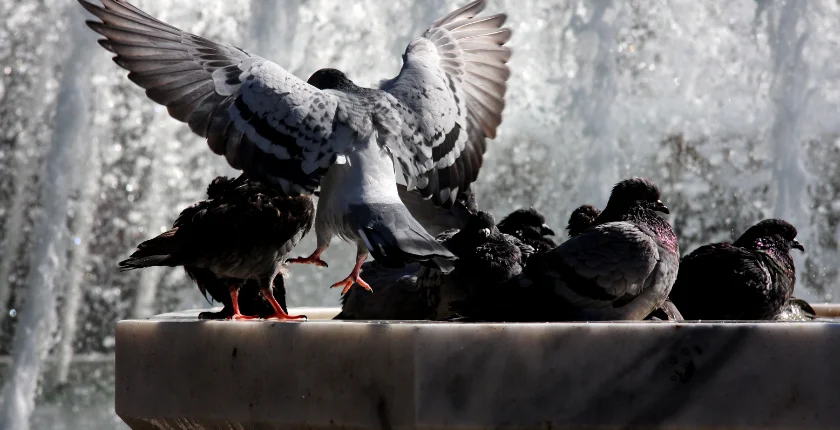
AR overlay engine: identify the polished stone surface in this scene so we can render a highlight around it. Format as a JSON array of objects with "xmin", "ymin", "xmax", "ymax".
[{"xmin": 117, "ymin": 307, "xmax": 840, "ymax": 429}]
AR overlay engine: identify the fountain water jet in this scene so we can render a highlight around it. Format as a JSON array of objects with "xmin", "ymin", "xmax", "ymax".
[
  {"xmin": 129, "ymin": 167, "xmax": 167, "ymax": 319},
  {"xmin": 762, "ymin": 0, "xmax": 813, "ymax": 298},
  {"xmin": 54, "ymin": 139, "xmax": 102, "ymax": 385},
  {"xmin": 568, "ymin": 0, "xmax": 621, "ymax": 207},
  {"xmin": 0, "ymin": 4, "xmax": 97, "ymax": 428},
  {"xmin": 0, "ymin": 1, "xmax": 62, "ymax": 318}
]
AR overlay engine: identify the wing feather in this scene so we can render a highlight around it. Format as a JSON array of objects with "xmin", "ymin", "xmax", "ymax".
[
  {"xmin": 380, "ymin": 0, "xmax": 511, "ymax": 207},
  {"xmin": 80, "ymin": 0, "xmax": 358, "ymax": 195},
  {"xmin": 548, "ymin": 222, "xmax": 660, "ymax": 308}
]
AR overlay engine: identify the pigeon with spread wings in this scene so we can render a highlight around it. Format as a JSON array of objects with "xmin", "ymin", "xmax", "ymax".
[{"xmin": 80, "ymin": 0, "xmax": 511, "ymax": 293}]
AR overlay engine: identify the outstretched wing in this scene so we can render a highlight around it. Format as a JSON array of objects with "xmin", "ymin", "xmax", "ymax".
[
  {"xmin": 80, "ymin": 0, "xmax": 361, "ymax": 195},
  {"xmin": 380, "ymin": 0, "xmax": 511, "ymax": 207}
]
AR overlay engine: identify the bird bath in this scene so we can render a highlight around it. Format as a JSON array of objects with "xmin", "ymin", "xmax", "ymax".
[{"xmin": 115, "ymin": 306, "xmax": 840, "ymax": 430}]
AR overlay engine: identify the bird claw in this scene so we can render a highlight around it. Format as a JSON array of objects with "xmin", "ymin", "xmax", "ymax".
[
  {"xmin": 265, "ymin": 313, "xmax": 307, "ymax": 322},
  {"xmin": 228, "ymin": 313, "xmax": 259, "ymax": 321},
  {"xmin": 288, "ymin": 256, "xmax": 329, "ymax": 268},
  {"xmin": 331, "ymin": 275, "xmax": 373, "ymax": 295},
  {"xmin": 198, "ymin": 310, "xmax": 229, "ymax": 320}
]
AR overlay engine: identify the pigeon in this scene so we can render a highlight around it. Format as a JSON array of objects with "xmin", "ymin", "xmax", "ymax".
[
  {"xmin": 497, "ymin": 207, "xmax": 557, "ymax": 252},
  {"xmin": 334, "ymin": 262, "xmax": 432, "ymax": 321},
  {"xmin": 449, "ymin": 178, "xmax": 678, "ymax": 322},
  {"xmin": 80, "ymin": 0, "xmax": 512, "ymax": 295},
  {"xmin": 566, "ymin": 204, "xmax": 601, "ymax": 237},
  {"xmin": 669, "ymin": 219, "xmax": 804, "ymax": 321},
  {"xmin": 563, "ymin": 202, "xmax": 678, "ymax": 321},
  {"xmin": 118, "ymin": 175, "xmax": 314, "ymax": 320},
  {"xmin": 521, "ymin": 178, "xmax": 679, "ymax": 321},
  {"xmin": 335, "ymin": 194, "xmax": 496, "ymax": 321},
  {"xmin": 418, "ymin": 210, "xmax": 533, "ymax": 320},
  {"xmin": 335, "ymin": 206, "xmax": 489, "ymax": 321}
]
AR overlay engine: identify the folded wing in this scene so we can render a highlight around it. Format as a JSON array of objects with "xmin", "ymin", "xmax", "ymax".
[{"xmin": 547, "ymin": 222, "xmax": 661, "ymax": 309}]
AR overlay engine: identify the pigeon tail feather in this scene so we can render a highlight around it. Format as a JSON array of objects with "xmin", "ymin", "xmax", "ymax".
[
  {"xmin": 353, "ymin": 204, "xmax": 456, "ymax": 273},
  {"xmin": 118, "ymin": 254, "xmax": 177, "ymax": 271}
]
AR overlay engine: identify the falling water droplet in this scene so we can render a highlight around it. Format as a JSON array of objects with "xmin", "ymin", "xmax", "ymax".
[
  {"xmin": 74, "ymin": 237, "xmax": 81, "ymax": 246},
  {"xmin": 9, "ymin": 309, "xmax": 17, "ymax": 318}
]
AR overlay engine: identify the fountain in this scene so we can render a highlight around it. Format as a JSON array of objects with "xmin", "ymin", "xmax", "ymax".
[{"xmin": 3, "ymin": 0, "xmax": 840, "ymax": 428}]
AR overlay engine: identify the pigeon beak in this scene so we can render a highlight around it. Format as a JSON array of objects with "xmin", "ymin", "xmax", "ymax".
[
  {"xmin": 792, "ymin": 239, "xmax": 804, "ymax": 252},
  {"xmin": 541, "ymin": 224, "xmax": 556, "ymax": 236},
  {"xmin": 654, "ymin": 200, "xmax": 669, "ymax": 214}
]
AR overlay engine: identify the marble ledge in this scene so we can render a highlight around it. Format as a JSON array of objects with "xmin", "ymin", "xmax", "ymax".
[{"xmin": 117, "ymin": 306, "xmax": 840, "ymax": 430}]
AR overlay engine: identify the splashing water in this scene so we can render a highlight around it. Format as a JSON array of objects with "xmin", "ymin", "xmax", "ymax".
[{"xmin": 3, "ymin": 0, "xmax": 840, "ymax": 428}]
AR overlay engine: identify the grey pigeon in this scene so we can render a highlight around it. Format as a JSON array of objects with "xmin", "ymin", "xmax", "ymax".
[
  {"xmin": 449, "ymin": 178, "xmax": 678, "ymax": 322},
  {"xmin": 564, "ymin": 202, "xmax": 680, "ymax": 320},
  {"xmin": 669, "ymin": 219, "xmax": 803, "ymax": 320},
  {"xmin": 80, "ymin": 0, "xmax": 512, "ymax": 294},
  {"xmin": 528, "ymin": 178, "xmax": 679, "ymax": 321},
  {"xmin": 497, "ymin": 207, "xmax": 556, "ymax": 253},
  {"xmin": 418, "ymin": 211, "xmax": 533, "ymax": 320},
  {"xmin": 118, "ymin": 175, "xmax": 314, "ymax": 320}
]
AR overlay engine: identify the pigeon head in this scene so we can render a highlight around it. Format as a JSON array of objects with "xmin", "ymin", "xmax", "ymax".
[
  {"xmin": 734, "ymin": 219, "xmax": 804, "ymax": 253},
  {"xmin": 206, "ymin": 175, "xmax": 241, "ymax": 199},
  {"xmin": 307, "ymin": 68, "xmax": 356, "ymax": 91},
  {"xmin": 498, "ymin": 207, "xmax": 555, "ymax": 238},
  {"xmin": 602, "ymin": 177, "xmax": 668, "ymax": 217},
  {"xmin": 449, "ymin": 187, "xmax": 479, "ymax": 224},
  {"xmin": 463, "ymin": 210, "xmax": 497, "ymax": 240},
  {"xmin": 206, "ymin": 174, "xmax": 251, "ymax": 200},
  {"xmin": 566, "ymin": 204, "xmax": 601, "ymax": 237}
]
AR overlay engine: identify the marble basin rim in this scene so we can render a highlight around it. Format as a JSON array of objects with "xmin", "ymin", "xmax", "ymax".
[
  {"xmin": 116, "ymin": 306, "xmax": 840, "ymax": 430},
  {"xmin": 156, "ymin": 303, "xmax": 840, "ymax": 323}
]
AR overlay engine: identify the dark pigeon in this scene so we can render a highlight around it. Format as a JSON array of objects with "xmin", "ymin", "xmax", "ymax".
[
  {"xmin": 334, "ymin": 262, "xmax": 431, "ymax": 320},
  {"xmin": 186, "ymin": 269, "xmax": 287, "ymax": 320},
  {"xmin": 333, "ymin": 197, "xmax": 485, "ymax": 322},
  {"xmin": 454, "ymin": 178, "xmax": 679, "ymax": 322},
  {"xmin": 418, "ymin": 211, "xmax": 534, "ymax": 320},
  {"xmin": 566, "ymin": 204, "xmax": 601, "ymax": 237},
  {"xmin": 119, "ymin": 175, "xmax": 315, "ymax": 320},
  {"xmin": 497, "ymin": 207, "xmax": 557, "ymax": 253},
  {"xmin": 669, "ymin": 219, "xmax": 803, "ymax": 321}
]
